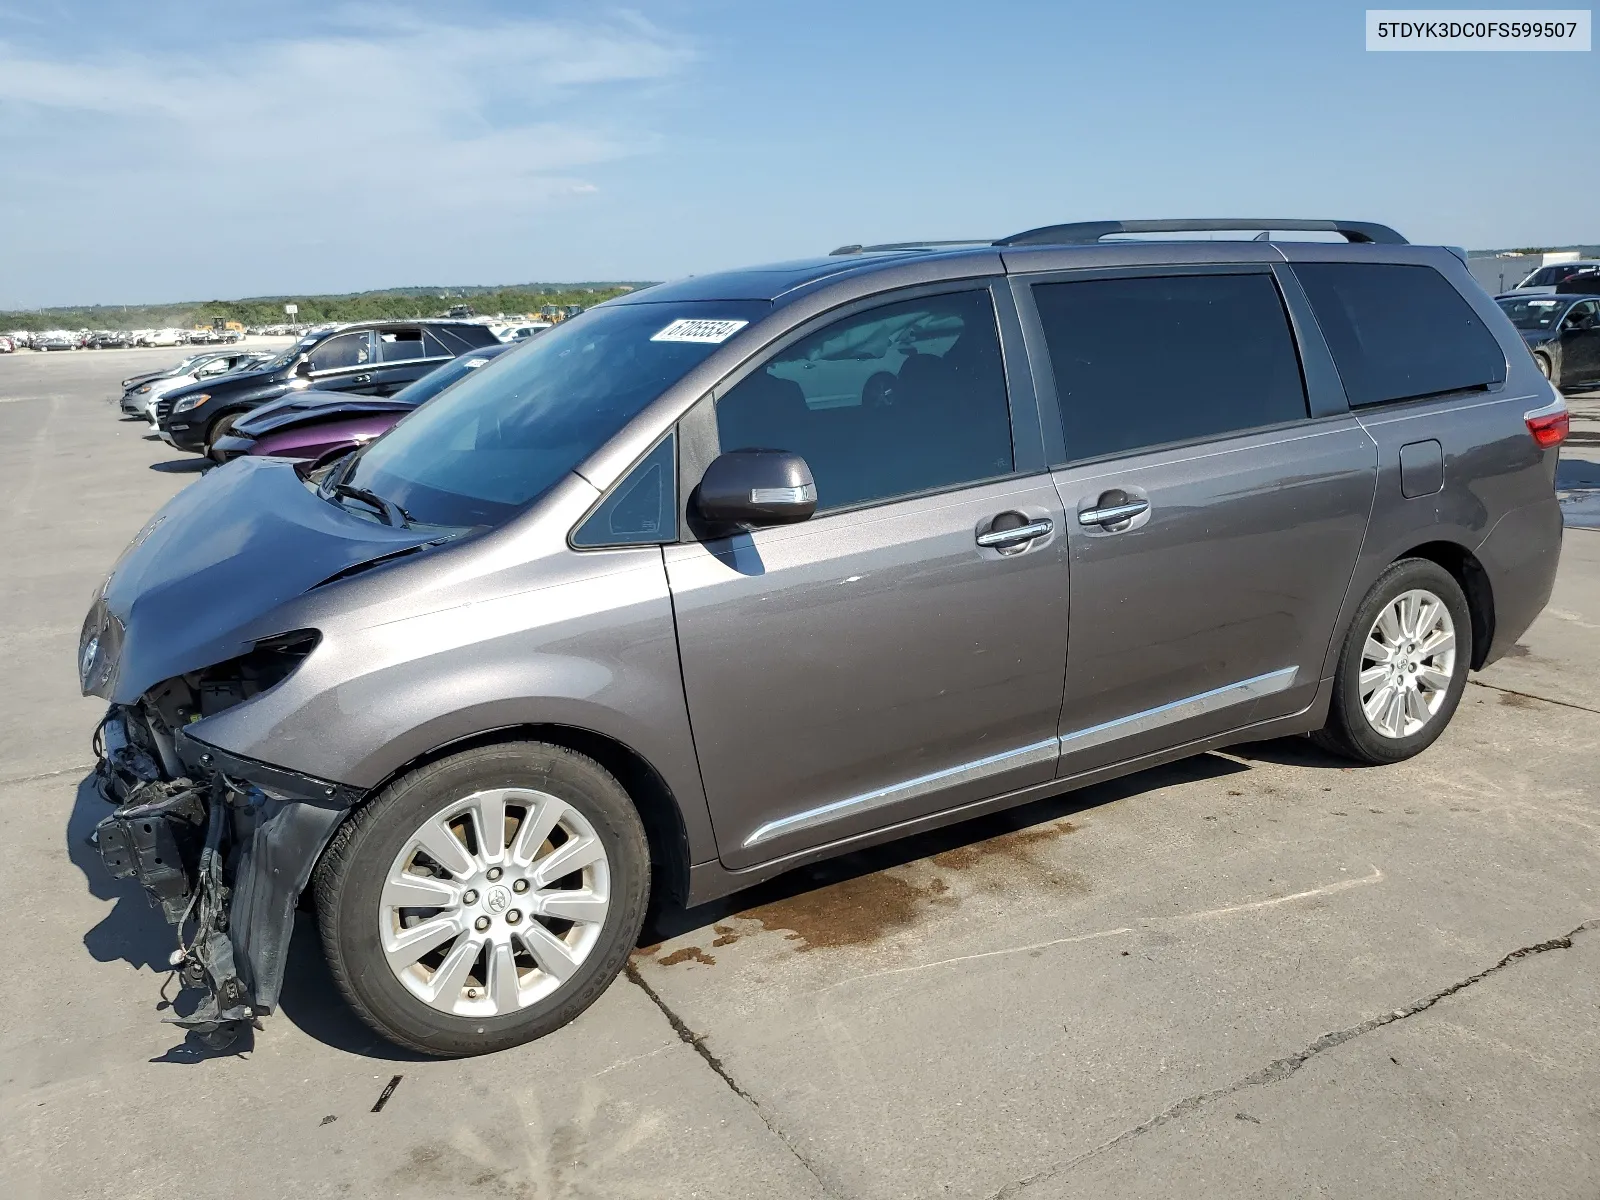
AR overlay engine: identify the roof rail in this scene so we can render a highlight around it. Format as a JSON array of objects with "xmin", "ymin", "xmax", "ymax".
[
  {"xmin": 829, "ymin": 240, "xmax": 991, "ymax": 256},
  {"xmin": 994, "ymin": 219, "xmax": 1408, "ymax": 247}
]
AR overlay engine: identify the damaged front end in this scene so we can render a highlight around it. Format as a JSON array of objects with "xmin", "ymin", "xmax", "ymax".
[{"xmin": 89, "ymin": 634, "xmax": 361, "ymax": 1044}]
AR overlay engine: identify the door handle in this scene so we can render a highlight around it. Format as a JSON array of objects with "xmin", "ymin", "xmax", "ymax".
[
  {"xmin": 353, "ymin": 374, "xmax": 372, "ymax": 384},
  {"xmin": 1078, "ymin": 499, "xmax": 1149, "ymax": 527},
  {"xmin": 976, "ymin": 518, "xmax": 1054, "ymax": 548}
]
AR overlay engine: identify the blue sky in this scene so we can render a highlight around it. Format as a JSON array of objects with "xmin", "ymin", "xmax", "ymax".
[{"xmin": 0, "ymin": 0, "xmax": 1594, "ymax": 307}]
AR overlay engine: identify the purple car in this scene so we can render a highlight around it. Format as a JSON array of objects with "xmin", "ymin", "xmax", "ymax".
[{"xmin": 210, "ymin": 343, "xmax": 511, "ymax": 464}]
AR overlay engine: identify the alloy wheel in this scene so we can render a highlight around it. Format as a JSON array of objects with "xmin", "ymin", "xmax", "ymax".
[
  {"xmin": 1358, "ymin": 588, "xmax": 1457, "ymax": 740},
  {"xmin": 379, "ymin": 788, "xmax": 611, "ymax": 1017}
]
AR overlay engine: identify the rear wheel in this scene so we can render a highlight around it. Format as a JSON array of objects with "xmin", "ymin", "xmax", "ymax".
[
  {"xmin": 1313, "ymin": 558, "xmax": 1471, "ymax": 765},
  {"xmin": 204, "ymin": 412, "xmax": 240, "ymax": 462},
  {"xmin": 313, "ymin": 742, "xmax": 649, "ymax": 1057}
]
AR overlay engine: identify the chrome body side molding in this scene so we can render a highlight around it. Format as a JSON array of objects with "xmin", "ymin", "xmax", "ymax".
[
  {"xmin": 1058, "ymin": 667, "xmax": 1299, "ymax": 753},
  {"xmin": 743, "ymin": 667, "xmax": 1298, "ymax": 850},
  {"xmin": 742, "ymin": 738, "xmax": 1059, "ymax": 848}
]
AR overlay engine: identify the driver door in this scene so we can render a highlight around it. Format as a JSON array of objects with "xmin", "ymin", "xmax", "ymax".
[{"xmin": 665, "ymin": 285, "xmax": 1070, "ymax": 869}]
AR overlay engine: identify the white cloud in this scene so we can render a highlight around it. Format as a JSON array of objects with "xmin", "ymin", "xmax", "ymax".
[{"xmin": 0, "ymin": 9, "xmax": 694, "ymax": 304}]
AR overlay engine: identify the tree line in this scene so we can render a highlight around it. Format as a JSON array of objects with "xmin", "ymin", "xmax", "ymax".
[{"xmin": 0, "ymin": 283, "xmax": 651, "ymax": 332}]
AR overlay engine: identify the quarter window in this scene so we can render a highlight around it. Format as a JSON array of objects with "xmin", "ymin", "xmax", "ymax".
[
  {"xmin": 1032, "ymin": 272, "xmax": 1309, "ymax": 463},
  {"xmin": 308, "ymin": 331, "xmax": 372, "ymax": 372},
  {"xmin": 1294, "ymin": 262, "xmax": 1506, "ymax": 407},
  {"xmin": 714, "ymin": 289, "xmax": 1014, "ymax": 512},
  {"xmin": 572, "ymin": 434, "xmax": 677, "ymax": 547}
]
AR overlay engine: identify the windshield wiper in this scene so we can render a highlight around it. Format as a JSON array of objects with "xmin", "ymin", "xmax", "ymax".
[{"xmin": 332, "ymin": 483, "xmax": 412, "ymax": 528}]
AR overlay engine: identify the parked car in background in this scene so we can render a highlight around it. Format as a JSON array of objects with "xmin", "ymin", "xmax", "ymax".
[
  {"xmin": 1511, "ymin": 260, "xmax": 1600, "ymax": 293},
  {"xmin": 1498, "ymin": 291, "xmax": 1600, "ymax": 388},
  {"xmin": 496, "ymin": 321, "xmax": 552, "ymax": 343},
  {"xmin": 36, "ymin": 330, "xmax": 79, "ymax": 351},
  {"xmin": 121, "ymin": 350, "xmax": 226, "ymax": 395},
  {"xmin": 211, "ymin": 342, "xmax": 510, "ymax": 463},
  {"xmin": 119, "ymin": 350, "xmax": 259, "ymax": 416},
  {"xmin": 81, "ymin": 218, "xmax": 1565, "ymax": 1056},
  {"xmin": 156, "ymin": 320, "xmax": 500, "ymax": 459},
  {"xmin": 132, "ymin": 351, "xmax": 275, "ymax": 419},
  {"xmin": 0, "ymin": 336, "xmax": 13, "ymax": 354}
]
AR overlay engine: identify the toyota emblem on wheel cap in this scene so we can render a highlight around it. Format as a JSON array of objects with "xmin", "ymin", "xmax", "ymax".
[{"xmin": 485, "ymin": 886, "xmax": 511, "ymax": 914}]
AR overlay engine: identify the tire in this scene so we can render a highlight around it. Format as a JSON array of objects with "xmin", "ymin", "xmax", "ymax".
[
  {"xmin": 1313, "ymin": 558, "xmax": 1472, "ymax": 765},
  {"xmin": 1533, "ymin": 353, "xmax": 1553, "ymax": 382},
  {"xmin": 204, "ymin": 413, "xmax": 240, "ymax": 462},
  {"xmin": 313, "ymin": 742, "xmax": 650, "ymax": 1058}
]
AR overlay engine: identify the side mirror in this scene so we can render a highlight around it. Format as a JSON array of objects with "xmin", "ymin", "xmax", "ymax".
[
  {"xmin": 693, "ymin": 449, "xmax": 817, "ymax": 532},
  {"xmin": 295, "ymin": 358, "xmax": 312, "ymax": 379}
]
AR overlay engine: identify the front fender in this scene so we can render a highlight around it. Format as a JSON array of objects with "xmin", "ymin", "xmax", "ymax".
[{"xmin": 189, "ymin": 544, "xmax": 719, "ymax": 869}]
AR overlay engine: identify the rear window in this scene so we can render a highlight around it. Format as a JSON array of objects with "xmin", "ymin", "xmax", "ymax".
[{"xmin": 1294, "ymin": 263, "xmax": 1505, "ymax": 407}]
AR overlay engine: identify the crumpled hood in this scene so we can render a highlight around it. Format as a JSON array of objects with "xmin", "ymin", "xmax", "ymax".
[
  {"xmin": 82, "ymin": 457, "xmax": 439, "ymax": 703},
  {"xmin": 1519, "ymin": 329, "xmax": 1557, "ymax": 348},
  {"xmin": 237, "ymin": 392, "xmax": 414, "ymax": 438}
]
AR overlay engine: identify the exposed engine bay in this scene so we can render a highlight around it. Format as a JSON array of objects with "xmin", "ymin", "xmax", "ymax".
[{"xmin": 89, "ymin": 631, "xmax": 359, "ymax": 1045}]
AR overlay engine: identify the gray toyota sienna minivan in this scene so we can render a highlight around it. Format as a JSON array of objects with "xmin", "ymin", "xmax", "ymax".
[{"xmin": 81, "ymin": 219, "xmax": 1567, "ymax": 1056}]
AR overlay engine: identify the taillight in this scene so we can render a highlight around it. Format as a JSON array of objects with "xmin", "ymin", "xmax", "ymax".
[{"xmin": 1524, "ymin": 396, "xmax": 1569, "ymax": 449}]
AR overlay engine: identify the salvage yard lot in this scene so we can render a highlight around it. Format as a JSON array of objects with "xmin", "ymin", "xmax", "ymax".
[{"xmin": 2, "ymin": 348, "xmax": 1598, "ymax": 1200}]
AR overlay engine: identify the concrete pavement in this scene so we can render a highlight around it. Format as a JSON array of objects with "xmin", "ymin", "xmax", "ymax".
[{"xmin": 1, "ymin": 348, "xmax": 1596, "ymax": 1199}]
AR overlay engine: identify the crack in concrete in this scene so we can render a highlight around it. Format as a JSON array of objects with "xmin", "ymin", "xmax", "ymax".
[
  {"xmin": 1468, "ymin": 679, "xmax": 1600, "ymax": 717},
  {"xmin": 989, "ymin": 918, "xmax": 1599, "ymax": 1199},
  {"xmin": 0, "ymin": 763, "xmax": 93, "ymax": 788},
  {"xmin": 625, "ymin": 962, "xmax": 841, "ymax": 1198}
]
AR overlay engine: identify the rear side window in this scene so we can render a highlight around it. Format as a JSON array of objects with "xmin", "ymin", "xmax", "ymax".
[
  {"xmin": 1032, "ymin": 272, "xmax": 1308, "ymax": 463},
  {"xmin": 1294, "ymin": 263, "xmax": 1506, "ymax": 407},
  {"xmin": 378, "ymin": 330, "xmax": 426, "ymax": 362}
]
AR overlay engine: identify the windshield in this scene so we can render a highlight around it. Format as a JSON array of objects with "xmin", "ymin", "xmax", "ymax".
[
  {"xmin": 1498, "ymin": 295, "xmax": 1569, "ymax": 331},
  {"xmin": 389, "ymin": 344, "xmax": 510, "ymax": 408},
  {"xmin": 345, "ymin": 301, "xmax": 765, "ymax": 527},
  {"xmin": 261, "ymin": 336, "xmax": 318, "ymax": 372}
]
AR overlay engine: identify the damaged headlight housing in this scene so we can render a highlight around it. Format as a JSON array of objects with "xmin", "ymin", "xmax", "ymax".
[
  {"xmin": 78, "ymin": 600, "xmax": 125, "ymax": 695},
  {"xmin": 186, "ymin": 629, "xmax": 322, "ymax": 720}
]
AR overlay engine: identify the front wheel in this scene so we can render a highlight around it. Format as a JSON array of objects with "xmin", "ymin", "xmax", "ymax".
[
  {"xmin": 1313, "ymin": 558, "xmax": 1472, "ymax": 765},
  {"xmin": 204, "ymin": 412, "xmax": 240, "ymax": 462},
  {"xmin": 1533, "ymin": 352, "xmax": 1553, "ymax": 382},
  {"xmin": 313, "ymin": 742, "xmax": 650, "ymax": 1057}
]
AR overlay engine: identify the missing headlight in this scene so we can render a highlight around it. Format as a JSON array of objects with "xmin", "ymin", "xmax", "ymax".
[{"xmin": 141, "ymin": 630, "xmax": 321, "ymax": 732}]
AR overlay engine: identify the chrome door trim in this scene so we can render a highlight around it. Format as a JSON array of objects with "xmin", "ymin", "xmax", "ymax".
[
  {"xmin": 1059, "ymin": 667, "xmax": 1298, "ymax": 753},
  {"xmin": 742, "ymin": 738, "xmax": 1059, "ymax": 848}
]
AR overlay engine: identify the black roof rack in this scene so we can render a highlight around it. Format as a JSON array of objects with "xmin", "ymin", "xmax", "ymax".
[
  {"xmin": 829, "ymin": 240, "xmax": 992, "ymax": 256},
  {"xmin": 994, "ymin": 218, "xmax": 1407, "ymax": 247}
]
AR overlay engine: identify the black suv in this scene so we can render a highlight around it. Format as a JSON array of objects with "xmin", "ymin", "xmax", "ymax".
[{"xmin": 156, "ymin": 320, "xmax": 500, "ymax": 459}]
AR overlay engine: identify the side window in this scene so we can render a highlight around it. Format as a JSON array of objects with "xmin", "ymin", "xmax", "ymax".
[
  {"xmin": 1032, "ymin": 272, "xmax": 1308, "ymax": 464},
  {"xmin": 714, "ymin": 289, "xmax": 1013, "ymax": 512},
  {"xmin": 1565, "ymin": 300, "xmax": 1599, "ymax": 330},
  {"xmin": 378, "ymin": 330, "xmax": 426, "ymax": 362},
  {"xmin": 1294, "ymin": 263, "xmax": 1506, "ymax": 407},
  {"xmin": 422, "ymin": 329, "xmax": 451, "ymax": 358},
  {"xmin": 308, "ymin": 332, "xmax": 372, "ymax": 372},
  {"xmin": 572, "ymin": 433, "xmax": 676, "ymax": 547}
]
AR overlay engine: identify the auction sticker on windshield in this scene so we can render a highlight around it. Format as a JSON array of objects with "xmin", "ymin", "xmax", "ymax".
[{"xmin": 651, "ymin": 318, "xmax": 749, "ymax": 344}]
